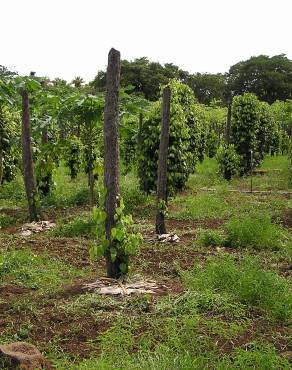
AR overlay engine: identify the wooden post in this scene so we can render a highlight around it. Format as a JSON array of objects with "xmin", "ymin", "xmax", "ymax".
[
  {"xmin": 224, "ymin": 96, "xmax": 232, "ymax": 145},
  {"xmin": 0, "ymin": 106, "xmax": 3, "ymax": 185},
  {"xmin": 103, "ymin": 48, "xmax": 122, "ymax": 278},
  {"xmin": 21, "ymin": 90, "xmax": 40, "ymax": 221},
  {"xmin": 155, "ymin": 86, "xmax": 171, "ymax": 234}
]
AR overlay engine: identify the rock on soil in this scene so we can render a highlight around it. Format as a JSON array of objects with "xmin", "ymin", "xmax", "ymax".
[
  {"xmin": 0, "ymin": 342, "xmax": 51, "ymax": 369},
  {"xmin": 19, "ymin": 221, "xmax": 56, "ymax": 236}
]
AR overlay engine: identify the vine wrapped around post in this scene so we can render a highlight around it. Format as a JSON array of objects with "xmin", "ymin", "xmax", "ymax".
[{"xmin": 156, "ymin": 86, "xmax": 171, "ymax": 234}]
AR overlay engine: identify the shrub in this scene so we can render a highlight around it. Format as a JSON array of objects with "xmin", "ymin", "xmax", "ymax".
[
  {"xmin": 183, "ymin": 254, "xmax": 292, "ymax": 323},
  {"xmin": 216, "ymin": 144, "xmax": 241, "ymax": 180},
  {"xmin": 231, "ymin": 93, "xmax": 272, "ymax": 174}
]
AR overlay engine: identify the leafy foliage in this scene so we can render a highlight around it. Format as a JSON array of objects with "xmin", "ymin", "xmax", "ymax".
[
  {"xmin": 216, "ymin": 144, "xmax": 241, "ymax": 180},
  {"xmin": 63, "ymin": 136, "xmax": 83, "ymax": 179},
  {"xmin": 138, "ymin": 80, "xmax": 202, "ymax": 195},
  {"xmin": 231, "ymin": 93, "xmax": 272, "ymax": 174},
  {"xmin": 90, "ymin": 195, "xmax": 142, "ymax": 275},
  {"xmin": 227, "ymin": 54, "xmax": 292, "ymax": 104}
]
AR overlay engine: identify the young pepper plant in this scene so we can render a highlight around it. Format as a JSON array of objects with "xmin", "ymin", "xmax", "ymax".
[{"xmin": 89, "ymin": 194, "xmax": 142, "ymax": 275}]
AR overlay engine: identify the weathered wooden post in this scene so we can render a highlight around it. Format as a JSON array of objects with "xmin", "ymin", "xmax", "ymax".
[
  {"xmin": 224, "ymin": 95, "xmax": 232, "ymax": 145},
  {"xmin": 103, "ymin": 48, "xmax": 122, "ymax": 278},
  {"xmin": 155, "ymin": 86, "xmax": 171, "ymax": 234},
  {"xmin": 21, "ymin": 89, "xmax": 40, "ymax": 221}
]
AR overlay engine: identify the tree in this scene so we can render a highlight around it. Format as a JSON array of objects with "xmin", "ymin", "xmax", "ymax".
[
  {"xmin": 91, "ymin": 57, "xmax": 188, "ymax": 101},
  {"xmin": 72, "ymin": 76, "xmax": 84, "ymax": 88},
  {"xmin": 227, "ymin": 55, "xmax": 292, "ymax": 104},
  {"xmin": 156, "ymin": 86, "xmax": 171, "ymax": 235},
  {"xmin": 185, "ymin": 73, "xmax": 226, "ymax": 105}
]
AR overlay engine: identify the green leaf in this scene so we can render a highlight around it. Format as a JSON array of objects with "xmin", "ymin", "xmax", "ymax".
[{"xmin": 110, "ymin": 247, "xmax": 117, "ymax": 262}]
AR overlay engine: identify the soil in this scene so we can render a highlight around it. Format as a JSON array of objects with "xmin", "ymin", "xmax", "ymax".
[{"xmin": 282, "ymin": 208, "xmax": 292, "ymax": 229}]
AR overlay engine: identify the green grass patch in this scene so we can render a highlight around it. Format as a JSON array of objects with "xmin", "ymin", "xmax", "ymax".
[
  {"xmin": 183, "ymin": 254, "xmax": 292, "ymax": 323},
  {"xmin": 217, "ymin": 343, "xmax": 291, "ymax": 369},
  {"xmin": 0, "ymin": 213, "xmax": 17, "ymax": 228},
  {"xmin": 199, "ymin": 214, "xmax": 285, "ymax": 251},
  {"xmin": 0, "ymin": 249, "xmax": 83, "ymax": 292},
  {"xmin": 225, "ymin": 214, "xmax": 284, "ymax": 250},
  {"xmin": 53, "ymin": 213, "xmax": 95, "ymax": 238}
]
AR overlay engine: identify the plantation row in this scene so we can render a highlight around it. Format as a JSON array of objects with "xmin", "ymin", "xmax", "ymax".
[{"xmin": 0, "ymin": 50, "xmax": 291, "ymax": 277}]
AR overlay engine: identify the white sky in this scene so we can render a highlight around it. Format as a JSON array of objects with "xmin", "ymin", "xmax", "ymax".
[{"xmin": 1, "ymin": 0, "xmax": 291, "ymax": 82}]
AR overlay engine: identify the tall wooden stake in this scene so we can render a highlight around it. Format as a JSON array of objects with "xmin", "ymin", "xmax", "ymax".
[
  {"xmin": 21, "ymin": 90, "xmax": 39, "ymax": 221},
  {"xmin": 155, "ymin": 86, "xmax": 171, "ymax": 234},
  {"xmin": 103, "ymin": 48, "xmax": 122, "ymax": 278},
  {"xmin": 224, "ymin": 96, "xmax": 232, "ymax": 145}
]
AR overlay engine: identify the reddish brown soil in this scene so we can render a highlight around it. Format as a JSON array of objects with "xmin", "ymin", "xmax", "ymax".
[
  {"xmin": 167, "ymin": 218, "xmax": 225, "ymax": 230},
  {"xmin": 282, "ymin": 208, "xmax": 292, "ymax": 229},
  {"xmin": 32, "ymin": 311, "xmax": 110, "ymax": 358},
  {"xmin": 0, "ymin": 285, "xmax": 32, "ymax": 299}
]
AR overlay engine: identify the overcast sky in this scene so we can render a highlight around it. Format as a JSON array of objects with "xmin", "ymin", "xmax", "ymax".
[{"xmin": 1, "ymin": 0, "xmax": 291, "ymax": 82}]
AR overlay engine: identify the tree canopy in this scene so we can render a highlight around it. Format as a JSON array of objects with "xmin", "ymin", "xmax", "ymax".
[{"xmin": 227, "ymin": 54, "xmax": 292, "ymax": 103}]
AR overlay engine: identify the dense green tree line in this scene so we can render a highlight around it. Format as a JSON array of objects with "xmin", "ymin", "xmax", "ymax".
[{"xmin": 91, "ymin": 54, "xmax": 292, "ymax": 105}]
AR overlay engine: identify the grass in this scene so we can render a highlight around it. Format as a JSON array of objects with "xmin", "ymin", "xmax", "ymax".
[
  {"xmin": 0, "ymin": 155, "xmax": 291, "ymax": 369},
  {"xmin": 183, "ymin": 254, "xmax": 292, "ymax": 323},
  {"xmin": 0, "ymin": 213, "xmax": 17, "ymax": 228},
  {"xmin": 53, "ymin": 213, "xmax": 96, "ymax": 238},
  {"xmin": 199, "ymin": 213, "xmax": 286, "ymax": 251},
  {"xmin": 0, "ymin": 249, "xmax": 84, "ymax": 293},
  {"xmin": 225, "ymin": 214, "xmax": 284, "ymax": 250}
]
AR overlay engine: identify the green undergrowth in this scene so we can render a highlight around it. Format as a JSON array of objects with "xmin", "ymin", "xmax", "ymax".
[
  {"xmin": 53, "ymin": 213, "xmax": 96, "ymax": 238},
  {"xmin": 183, "ymin": 254, "xmax": 292, "ymax": 323},
  {"xmin": 52, "ymin": 344, "xmax": 291, "ymax": 370},
  {"xmin": 0, "ymin": 213, "xmax": 17, "ymax": 228},
  {"xmin": 0, "ymin": 249, "xmax": 84, "ymax": 293},
  {"xmin": 199, "ymin": 214, "xmax": 287, "ymax": 250}
]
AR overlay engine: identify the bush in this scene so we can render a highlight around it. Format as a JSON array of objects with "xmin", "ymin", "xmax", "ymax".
[
  {"xmin": 216, "ymin": 144, "xmax": 241, "ymax": 180},
  {"xmin": 225, "ymin": 214, "xmax": 283, "ymax": 250},
  {"xmin": 183, "ymin": 254, "xmax": 292, "ymax": 323},
  {"xmin": 231, "ymin": 93, "xmax": 272, "ymax": 174}
]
